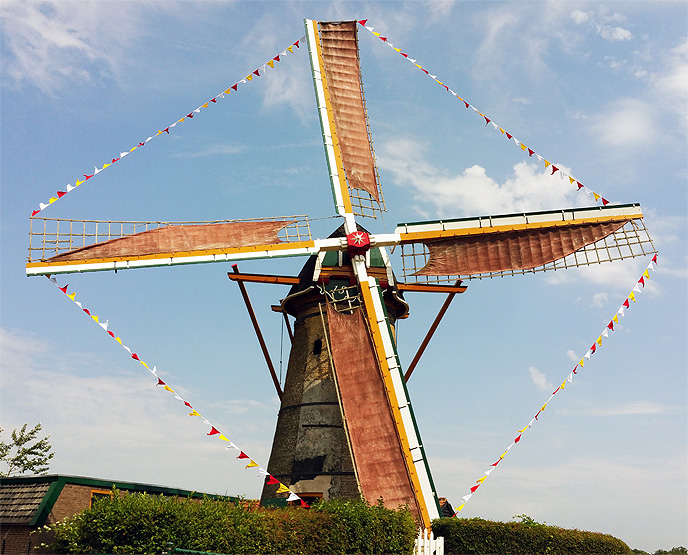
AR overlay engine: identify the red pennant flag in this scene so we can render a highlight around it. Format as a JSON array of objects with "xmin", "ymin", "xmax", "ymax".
[
  {"xmin": 534, "ymin": 410, "xmax": 541, "ymax": 420},
  {"xmin": 293, "ymin": 40, "xmax": 300, "ymax": 48},
  {"xmin": 484, "ymin": 116, "xmax": 491, "ymax": 125},
  {"xmin": 652, "ymin": 254, "xmax": 658, "ymax": 263},
  {"xmin": 207, "ymin": 427, "xmax": 220, "ymax": 436},
  {"xmin": 401, "ymin": 52, "xmax": 408, "ymax": 57},
  {"xmin": 112, "ymin": 158, "xmax": 120, "ymax": 163},
  {"xmin": 358, "ymin": 19, "xmax": 368, "ymax": 26},
  {"xmin": 638, "ymin": 276, "xmax": 645, "ymax": 286},
  {"xmin": 163, "ymin": 127, "xmax": 170, "ymax": 134},
  {"xmin": 266, "ymin": 475, "xmax": 280, "ymax": 485},
  {"xmin": 138, "ymin": 142, "xmax": 144, "ymax": 147},
  {"xmin": 273, "ymin": 55, "xmax": 280, "ymax": 62},
  {"xmin": 57, "ymin": 191, "xmax": 67, "ymax": 198},
  {"xmin": 572, "ymin": 365, "xmax": 578, "ymax": 374},
  {"xmin": 514, "ymin": 434, "xmax": 522, "ymax": 443},
  {"xmin": 58, "ymin": 284, "xmax": 68, "ymax": 293},
  {"xmin": 506, "ymin": 132, "xmax": 512, "ymax": 140},
  {"xmin": 623, "ymin": 299, "xmax": 630, "ymax": 309},
  {"xmin": 253, "ymin": 69, "xmax": 260, "ymax": 76},
  {"xmin": 551, "ymin": 165, "xmax": 559, "ymax": 175},
  {"xmin": 380, "ymin": 36, "xmax": 387, "ymax": 42},
  {"xmin": 470, "ymin": 485, "xmax": 480, "ymax": 493},
  {"xmin": 421, "ymin": 68, "xmax": 429, "ymax": 74},
  {"xmin": 601, "ymin": 198, "xmax": 610, "ymax": 206},
  {"xmin": 490, "ymin": 459, "xmax": 501, "ymax": 467},
  {"xmin": 608, "ymin": 321, "xmax": 614, "ymax": 331},
  {"xmin": 527, "ymin": 148, "xmax": 534, "ymax": 157},
  {"xmin": 186, "ymin": 113, "xmax": 194, "ymax": 118},
  {"xmin": 590, "ymin": 343, "xmax": 596, "ymax": 353},
  {"xmin": 576, "ymin": 181, "xmax": 584, "ymax": 189},
  {"xmin": 552, "ymin": 387, "xmax": 560, "ymax": 395},
  {"xmin": 157, "ymin": 378, "xmax": 166, "ymax": 386},
  {"xmin": 31, "ymin": 210, "xmax": 40, "ymax": 216},
  {"xmin": 83, "ymin": 308, "xmax": 90, "ymax": 315},
  {"xmin": 83, "ymin": 174, "xmax": 93, "ymax": 179},
  {"xmin": 237, "ymin": 452, "xmax": 249, "ymax": 460},
  {"xmin": 108, "ymin": 331, "xmax": 115, "ymax": 337},
  {"xmin": 301, "ymin": 500, "xmax": 310, "ymax": 508},
  {"xmin": 442, "ymin": 84, "xmax": 449, "ymax": 91},
  {"xmin": 131, "ymin": 353, "xmax": 140, "ymax": 361},
  {"xmin": 231, "ymin": 84, "xmax": 238, "ymax": 91}
]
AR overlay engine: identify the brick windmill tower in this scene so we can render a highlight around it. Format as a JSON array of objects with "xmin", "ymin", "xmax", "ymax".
[{"xmin": 26, "ymin": 20, "xmax": 655, "ymax": 528}]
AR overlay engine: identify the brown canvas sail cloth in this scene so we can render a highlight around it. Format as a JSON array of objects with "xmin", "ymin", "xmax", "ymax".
[
  {"xmin": 319, "ymin": 22, "xmax": 380, "ymax": 202},
  {"xmin": 326, "ymin": 303, "xmax": 421, "ymax": 520},
  {"xmin": 47, "ymin": 221, "xmax": 292, "ymax": 261},
  {"xmin": 415, "ymin": 220, "xmax": 629, "ymax": 276}
]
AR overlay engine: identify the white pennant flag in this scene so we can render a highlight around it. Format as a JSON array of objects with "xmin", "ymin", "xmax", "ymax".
[
  {"xmin": 287, "ymin": 492, "xmax": 300, "ymax": 502},
  {"xmin": 461, "ymin": 494, "xmax": 473, "ymax": 502}
]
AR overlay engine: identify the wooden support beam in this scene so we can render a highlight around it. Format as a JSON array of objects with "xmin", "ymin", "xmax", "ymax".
[
  {"xmin": 230, "ymin": 265, "xmax": 283, "ymax": 400},
  {"xmin": 404, "ymin": 281, "xmax": 462, "ymax": 383}
]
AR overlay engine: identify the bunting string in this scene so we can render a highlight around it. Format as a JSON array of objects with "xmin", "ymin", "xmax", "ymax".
[
  {"xmin": 452, "ymin": 253, "xmax": 658, "ymax": 515},
  {"xmin": 45, "ymin": 275, "xmax": 308, "ymax": 507},
  {"xmin": 30, "ymin": 36, "xmax": 306, "ymax": 218},
  {"xmin": 357, "ymin": 20, "xmax": 612, "ymax": 206}
]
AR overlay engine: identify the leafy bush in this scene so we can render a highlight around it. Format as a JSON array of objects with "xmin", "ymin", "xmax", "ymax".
[
  {"xmin": 433, "ymin": 516, "xmax": 632, "ymax": 555},
  {"xmin": 47, "ymin": 490, "xmax": 416, "ymax": 554}
]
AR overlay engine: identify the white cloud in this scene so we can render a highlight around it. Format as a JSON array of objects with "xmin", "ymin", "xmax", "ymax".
[
  {"xmin": 0, "ymin": 0, "xmax": 147, "ymax": 93},
  {"xmin": 591, "ymin": 292, "xmax": 609, "ymax": 308},
  {"xmin": 588, "ymin": 98, "xmax": 657, "ymax": 149},
  {"xmin": 528, "ymin": 366, "xmax": 554, "ymax": 392},
  {"xmin": 377, "ymin": 138, "xmax": 587, "ymax": 218},
  {"xmin": 570, "ymin": 10, "xmax": 589, "ymax": 25},
  {"xmin": 596, "ymin": 24, "xmax": 632, "ymax": 42},
  {"xmin": 651, "ymin": 39, "xmax": 688, "ymax": 129},
  {"xmin": 559, "ymin": 401, "xmax": 667, "ymax": 417},
  {"xmin": 566, "ymin": 349, "xmax": 579, "ymax": 362}
]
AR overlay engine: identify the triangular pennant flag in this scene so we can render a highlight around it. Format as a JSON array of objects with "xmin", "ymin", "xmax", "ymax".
[
  {"xmin": 237, "ymin": 451, "xmax": 249, "ymax": 459},
  {"xmin": 514, "ymin": 434, "xmax": 522, "ymax": 443},
  {"xmin": 613, "ymin": 314, "xmax": 619, "ymax": 323},
  {"xmin": 593, "ymin": 192, "xmax": 601, "ymax": 201},
  {"xmin": 163, "ymin": 385, "xmax": 174, "ymax": 393},
  {"xmin": 218, "ymin": 434, "xmax": 230, "ymax": 442},
  {"xmin": 476, "ymin": 476, "xmax": 487, "ymax": 484},
  {"xmin": 276, "ymin": 483, "xmax": 291, "ymax": 494},
  {"xmin": 246, "ymin": 459, "xmax": 259, "ymax": 468},
  {"xmin": 267, "ymin": 60, "xmax": 274, "ymax": 68},
  {"xmin": 643, "ymin": 269, "xmax": 650, "ymax": 279},
  {"xmin": 207, "ymin": 427, "xmax": 220, "ymax": 436},
  {"xmin": 470, "ymin": 485, "xmax": 480, "ymax": 493},
  {"xmin": 629, "ymin": 292, "xmax": 636, "ymax": 302},
  {"xmin": 454, "ymin": 503, "xmax": 466, "ymax": 513},
  {"xmin": 287, "ymin": 492, "xmax": 300, "ymax": 502},
  {"xmin": 189, "ymin": 410, "xmax": 200, "ymax": 417},
  {"xmin": 461, "ymin": 494, "xmax": 473, "ymax": 502},
  {"xmin": 608, "ymin": 321, "xmax": 614, "ymax": 331},
  {"xmin": 266, "ymin": 475, "xmax": 280, "ymax": 485}
]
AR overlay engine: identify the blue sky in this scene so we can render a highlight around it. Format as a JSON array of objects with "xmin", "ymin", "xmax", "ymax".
[{"xmin": 1, "ymin": 1, "xmax": 686, "ymax": 551}]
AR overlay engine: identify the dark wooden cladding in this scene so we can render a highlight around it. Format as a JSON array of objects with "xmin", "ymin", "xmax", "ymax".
[
  {"xmin": 47, "ymin": 221, "xmax": 292, "ymax": 262},
  {"xmin": 319, "ymin": 21, "xmax": 380, "ymax": 202},
  {"xmin": 416, "ymin": 220, "xmax": 629, "ymax": 276},
  {"xmin": 326, "ymin": 303, "xmax": 421, "ymax": 520}
]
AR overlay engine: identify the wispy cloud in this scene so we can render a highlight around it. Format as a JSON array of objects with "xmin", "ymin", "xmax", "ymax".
[
  {"xmin": 560, "ymin": 401, "xmax": 668, "ymax": 417},
  {"xmin": 528, "ymin": 366, "xmax": 554, "ymax": 392}
]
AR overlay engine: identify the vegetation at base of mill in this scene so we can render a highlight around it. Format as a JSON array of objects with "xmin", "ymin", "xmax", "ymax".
[
  {"xmin": 47, "ymin": 490, "xmax": 417, "ymax": 554},
  {"xmin": 432, "ymin": 515, "xmax": 632, "ymax": 554}
]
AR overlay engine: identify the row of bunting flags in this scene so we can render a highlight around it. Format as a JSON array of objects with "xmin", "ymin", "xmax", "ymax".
[
  {"xmin": 29, "ymin": 37, "xmax": 306, "ymax": 218},
  {"xmin": 44, "ymin": 274, "xmax": 308, "ymax": 508},
  {"xmin": 451, "ymin": 253, "xmax": 659, "ymax": 515},
  {"xmin": 357, "ymin": 20, "xmax": 613, "ymax": 207}
]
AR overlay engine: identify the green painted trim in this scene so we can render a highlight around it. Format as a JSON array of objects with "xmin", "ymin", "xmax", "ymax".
[
  {"xmin": 30, "ymin": 476, "xmax": 66, "ymax": 526},
  {"xmin": 397, "ymin": 202, "xmax": 640, "ymax": 228}
]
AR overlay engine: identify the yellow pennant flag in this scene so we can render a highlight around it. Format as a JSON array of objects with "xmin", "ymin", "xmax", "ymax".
[
  {"xmin": 629, "ymin": 292, "xmax": 636, "ymax": 302},
  {"xmin": 544, "ymin": 160, "xmax": 551, "ymax": 169},
  {"xmin": 91, "ymin": 315, "xmax": 99, "ymax": 323},
  {"xmin": 613, "ymin": 314, "xmax": 619, "ymax": 323},
  {"xmin": 140, "ymin": 361, "xmax": 149, "ymax": 369},
  {"xmin": 275, "ymin": 483, "xmax": 291, "ymax": 494},
  {"xmin": 597, "ymin": 336, "xmax": 602, "ymax": 346},
  {"xmin": 67, "ymin": 292, "xmax": 76, "ymax": 300},
  {"xmin": 189, "ymin": 410, "xmax": 200, "ymax": 417},
  {"xmin": 201, "ymin": 103, "xmax": 209, "ymax": 108},
  {"xmin": 129, "ymin": 146, "xmax": 138, "ymax": 152},
  {"xmin": 178, "ymin": 117, "xmax": 185, "ymax": 123},
  {"xmin": 103, "ymin": 162, "xmax": 111, "ymax": 169},
  {"xmin": 476, "ymin": 476, "xmax": 487, "ymax": 484},
  {"xmin": 163, "ymin": 385, "xmax": 175, "ymax": 393},
  {"xmin": 560, "ymin": 381, "xmax": 566, "ymax": 390},
  {"xmin": 224, "ymin": 88, "xmax": 232, "ymax": 94},
  {"xmin": 267, "ymin": 60, "xmax": 274, "ymax": 68},
  {"xmin": 520, "ymin": 143, "xmax": 527, "ymax": 151},
  {"xmin": 593, "ymin": 192, "xmax": 601, "ymax": 201},
  {"xmin": 287, "ymin": 45, "xmax": 293, "ymax": 53},
  {"xmin": 49, "ymin": 197, "xmax": 58, "ymax": 204},
  {"xmin": 115, "ymin": 337, "xmax": 122, "ymax": 344},
  {"xmin": 518, "ymin": 425, "xmax": 529, "ymax": 433},
  {"xmin": 219, "ymin": 434, "xmax": 230, "ymax": 442},
  {"xmin": 500, "ymin": 450, "xmax": 508, "ymax": 459},
  {"xmin": 569, "ymin": 177, "xmax": 575, "ymax": 184},
  {"xmin": 373, "ymin": 31, "xmax": 380, "ymax": 37},
  {"xmin": 540, "ymin": 403, "xmax": 548, "ymax": 412},
  {"xmin": 246, "ymin": 74, "xmax": 253, "ymax": 81},
  {"xmin": 394, "ymin": 47, "xmax": 401, "ymax": 53},
  {"xmin": 579, "ymin": 358, "xmax": 585, "ymax": 367},
  {"xmin": 643, "ymin": 269, "xmax": 650, "ymax": 279},
  {"xmin": 246, "ymin": 460, "xmax": 259, "ymax": 469},
  {"xmin": 455, "ymin": 503, "xmax": 466, "ymax": 512},
  {"xmin": 415, "ymin": 63, "xmax": 423, "ymax": 70}
]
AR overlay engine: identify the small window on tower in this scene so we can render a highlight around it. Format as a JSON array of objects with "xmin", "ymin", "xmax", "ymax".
[{"xmin": 313, "ymin": 339, "xmax": 322, "ymax": 355}]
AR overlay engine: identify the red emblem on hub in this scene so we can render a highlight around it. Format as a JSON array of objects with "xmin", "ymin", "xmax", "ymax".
[{"xmin": 346, "ymin": 231, "xmax": 371, "ymax": 257}]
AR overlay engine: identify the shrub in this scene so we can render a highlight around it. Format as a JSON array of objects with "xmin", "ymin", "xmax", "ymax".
[
  {"xmin": 432, "ymin": 516, "xmax": 632, "ymax": 555},
  {"xmin": 48, "ymin": 490, "xmax": 416, "ymax": 554}
]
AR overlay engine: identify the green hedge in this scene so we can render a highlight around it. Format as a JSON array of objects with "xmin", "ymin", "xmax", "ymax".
[
  {"xmin": 432, "ymin": 517, "xmax": 631, "ymax": 555},
  {"xmin": 46, "ymin": 490, "xmax": 416, "ymax": 554}
]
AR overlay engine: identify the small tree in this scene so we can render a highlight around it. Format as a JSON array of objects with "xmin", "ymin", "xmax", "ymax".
[{"xmin": 0, "ymin": 423, "xmax": 54, "ymax": 476}]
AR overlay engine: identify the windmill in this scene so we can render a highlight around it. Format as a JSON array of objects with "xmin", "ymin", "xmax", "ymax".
[{"xmin": 25, "ymin": 20, "xmax": 656, "ymax": 529}]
